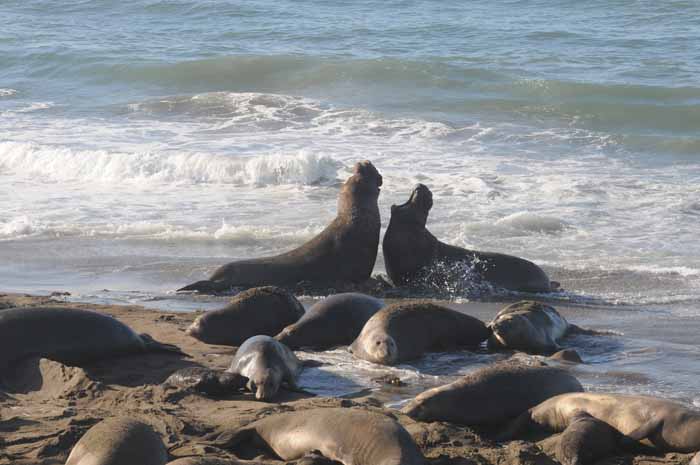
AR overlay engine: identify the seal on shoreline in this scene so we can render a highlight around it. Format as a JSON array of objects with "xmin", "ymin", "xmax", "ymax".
[
  {"xmin": 212, "ymin": 407, "xmax": 425, "ymax": 465},
  {"xmin": 179, "ymin": 160, "xmax": 383, "ymax": 294},
  {"xmin": 275, "ymin": 293, "xmax": 384, "ymax": 349},
  {"xmin": 556, "ymin": 411, "xmax": 620, "ymax": 465},
  {"xmin": 348, "ymin": 301, "xmax": 489, "ymax": 365},
  {"xmin": 401, "ymin": 363, "xmax": 583, "ymax": 426},
  {"xmin": 185, "ymin": 287, "xmax": 305, "ymax": 346},
  {"xmin": 0, "ymin": 307, "xmax": 183, "ymax": 379},
  {"xmin": 163, "ymin": 367, "xmax": 247, "ymax": 396},
  {"xmin": 487, "ymin": 301, "xmax": 570, "ymax": 354},
  {"xmin": 382, "ymin": 184, "xmax": 554, "ymax": 293},
  {"xmin": 502, "ymin": 392, "xmax": 700, "ymax": 453},
  {"xmin": 66, "ymin": 417, "xmax": 167, "ymax": 465},
  {"xmin": 226, "ymin": 335, "xmax": 301, "ymax": 400}
]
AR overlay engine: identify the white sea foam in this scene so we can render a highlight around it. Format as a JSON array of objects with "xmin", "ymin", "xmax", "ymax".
[
  {"xmin": 494, "ymin": 211, "xmax": 570, "ymax": 234},
  {"xmin": 0, "ymin": 89, "xmax": 17, "ymax": 97}
]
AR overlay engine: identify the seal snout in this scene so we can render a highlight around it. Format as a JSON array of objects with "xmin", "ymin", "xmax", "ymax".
[{"xmin": 409, "ymin": 184, "xmax": 433, "ymax": 210}]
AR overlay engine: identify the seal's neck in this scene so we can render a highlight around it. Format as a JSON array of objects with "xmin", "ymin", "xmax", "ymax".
[{"xmin": 337, "ymin": 177, "xmax": 379, "ymax": 221}]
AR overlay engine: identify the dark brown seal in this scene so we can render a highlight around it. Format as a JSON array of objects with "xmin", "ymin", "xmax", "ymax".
[
  {"xmin": 179, "ymin": 160, "xmax": 382, "ymax": 293},
  {"xmin": 185, "ymin": 286, "xmax": 305, "ymax": 346},
  {"xmin": 556, "ymin": 411, "xmax": 620, "ymax": 465},
  {"xmin": 382, "ymin": 184, "xmax": 554, "ymax": 293},
  {"xmin": 348, "ymin": 301, "xmax": 489, "ymax": 365}
]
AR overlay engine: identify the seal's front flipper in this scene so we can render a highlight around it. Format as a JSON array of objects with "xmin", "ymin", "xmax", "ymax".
[
  {"xmin": 140, "ymin": 333, "xmax": 190, "ymax": 357},
  {"xmin": 203, "ymin": 426, "xmax": 256, "ymax": 450},
  {"xmin": 619, "ymin": 418, "xmax": 663, "ymax": 451}
]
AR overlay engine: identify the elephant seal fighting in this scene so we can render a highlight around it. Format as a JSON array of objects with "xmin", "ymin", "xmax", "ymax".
[
  {"xmin": 275, "ymin": 292, "xmax": 384, "ymax": 349},
  {"xmin": 179, "ymin": 160, "xmax": 382, "ymax": 293},
  {"xmin": 382, "ymin": 184, "xmax": 554, "ymax": 293},
  {"xmin": 348, "ymin": 301, "xmax": 489, "ymax": 365},
  {"xmin": 186, "ymin": 286, "xmax": 304, "ymax": 346},
  {"xmin": 212, "ymin": 407, "xmax": 425, "ymax": 465},
  {"xmin": 488, "ymin": 300, "xmax": 570, "ymax": 354}
]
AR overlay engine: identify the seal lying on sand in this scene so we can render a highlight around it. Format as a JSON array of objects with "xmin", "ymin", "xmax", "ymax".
[
  {"xmin": 186, "ymin": 287, "xmax": 304, "ymax": 346},
  {"xmin": 488, "ymin": 301, "xmax": 570, "ymax": 354},
  {"xmin": 275, "ymin": 292, "xmax": 384, "ymax": 349},
  {"xmin": 211, "ymin": 407, "xmax": 425, "ymax": 465},
  {"xmin": 66, "ymin": 417, "xmax": 167, "ymax": 465},
  {"xmin": 401, "ymin": 363, "xmax": 583, "ymax": 426},
  {"xmin": 226, "ymin": 335, "xmax": 301, "ymax": 400},
  {"xmin": 348, "ymin": 301, "xmax": 489, "ymax": 365},
  {"xmin": 556, "ymin": 411, "xmax": 620, "ymax": 465},
  {"xmin": 382, "ymin": 184, "xmax": 554, "ymax": 292},
  {"xmin": 163, "ymin": 367, "xmax": 247, "ymax": 396},
  {"xmin": 179, "ymin": 160, "xmax": 383, "ymax": 294},
  {"xmin": 502, "ymin": 392, "xmax": 700, "ymax": 453},
  {"xmin": 0, "ymin": 307, "xmax": 182, "ymax": 378}
]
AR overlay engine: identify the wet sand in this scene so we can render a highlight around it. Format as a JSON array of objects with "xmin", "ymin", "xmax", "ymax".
[{"xmin": 0, "ymin": 293, "xmax": 694, "ymax": 465}]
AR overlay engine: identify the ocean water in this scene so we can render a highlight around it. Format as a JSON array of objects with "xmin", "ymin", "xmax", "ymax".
[{"xmin": 2, "ymin": 0, "xmax": 700, "ymax": 403}]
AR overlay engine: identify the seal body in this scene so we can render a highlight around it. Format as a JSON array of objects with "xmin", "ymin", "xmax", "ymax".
[
  {"xmin": 275, "ymin": 293, "xmax": 384, "ymax": 349},
  {"xmin": 0, "ymin": 307, "xmax": 179, "ymax": 375},
  {"xmin": 179, "ymin": 161, "xmax": 382, "ymax": 293},
  {"xmin": 508, "ymin": 392, "xmax": 700, "ymax": 453},
  {"xmin": 66, "ymin": 417, "xmax": 167, "ymax": 465},
  {"xmin": 401, "ymin": 363, "xmax": 583, "ymax": 426},
  {"xmin": 488, "ymin": 301, "xmax": 569, "ymax": 354},
  {"xmin": 556, "ymin": 411, "xmax": 619, "ymax": 465},
  {"xmin": 348, "ymin": 301, "xmax": 489, "ymax": 365},
  {"xmin": 226, "ymin": 335, "xmax": 301, "ymax": 400},
  {"xmin": 163, "ymin": 367, "xmax": 246, "ymax": 396},
  {"xmin": 382, "ymin": 184, "xmax": 553, "ymax": 293},
  {"xmin": 217, "ymin": 407, "xmax": 424, "ymax": 465},
  {"xmin": 186, "ymin": 287, "xmax": 305, "ymax": 346}
]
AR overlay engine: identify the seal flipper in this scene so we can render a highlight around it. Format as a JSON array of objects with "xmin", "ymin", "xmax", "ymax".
[
  {"xmin": 140, "ymin": 333, "xmax": 189, "ymax": 357},
  {"xmin": 621, "ymin": 417, "xmax": 664, "ymax": 444},
  {"xmin": 177, "ymin": 279, "xmax": 230, "ymax": 294}
]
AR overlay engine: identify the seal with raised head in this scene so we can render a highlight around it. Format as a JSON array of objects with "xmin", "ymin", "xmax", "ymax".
[
  {"xmin": 186, "ymin": 286, "xmax": 305, "ymax": 346},
  {"xmin": 275, "ymin": 292, "xmax": 384, "ymax": 349},
  {"xmin": 488, "ymin": 300, "xmax": 570, "ymax": 354},
  {"xmin": 382, "ymin": 184, "xmax": 554, "ymax": 293},
  {"xmin": 226, "ymin": 335, "xmax": 301, "ymax": 400},
  {"xmin": 348, "ymin": 301, "xmax": 489, "ymax": 365},
  {"xmin": 556, "ymin": 411, "xmax": 620, "ymax": 465},
  {"xmin": 0, "ymin": 307, "xmax": 182, "ymax": 379},
  {"xmin": 211, "ymin": 407, "xmax": 425, "ymax": 465},
  {"xmin": 401, "ymin": 363, "xmax": 583, "ymax": 426},
  {"xmin": 502, "ymin": 392, "xmax": 700, "ymax": 453},
  {"xmin": 66, "ymin": 417, "xmax": 167, "ymax": 465},
  {"xmin": 179, "ymin": 160, "xmax": 382, "ymax": 294}
]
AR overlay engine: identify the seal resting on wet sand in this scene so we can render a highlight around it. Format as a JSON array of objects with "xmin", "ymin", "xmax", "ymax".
[
  {"xmin": 348, "ymin": 301, "xmax": 489, "ymax": 365},
  {"xmin": 401, "ymin": 363, "xmax": 583, "ymax": 426},
  {"xmin": 186, "ymin": 286, "xmax": 304, "ymax": 346},
  {"xmin": 275, "ymin": 292, "xmax": 384, "ymax": 349},
  {"xmin": 488, "ymin": 300, "xmax": 571, "ymax": 354},
  {"xmin": 179, "ymin": 160, "xmax": 383, "ymax": 294},
  {"xmin": 210, "ymin": 407, "xmax": 425, "ymax": 465},
  {"xmin": 555, "ymin": 411, "xmax": 620, "ymax": 465},
  {"xmin": 382, "ymin": 184, "xmax": 555, "ymax": 293},
  {"xmin": 163, "ymin": 367, "xmax": 247, "ymax": 396},
  {"xmin": 66, "ymin": 417, "xmax": 167, "ymax": 465}
]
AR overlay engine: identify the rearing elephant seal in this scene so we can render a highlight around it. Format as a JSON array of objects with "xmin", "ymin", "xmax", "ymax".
[
  {"xmin": 211, "ymin": 407, "xmax": 425, "ymax": 465},
  {"xmin": 179, "ymin": 160, "xmax": 382, "ymax": 293},
  {"xmin": 275, "ymin": 293, "xmax": 384, "ymax": 349},
  {"xmin": 503, "ymin": 392, "xmax": 700, "ymax": 453},
  {"xmin": 382, "ymin": 184, "xmax": 554, "ymax": 293},
  {"xmin": 488, "ymin": 300, "xmax": 570, "ymax": 354},
  {"xmin": 66, "ymin": 417, "xmax": 167, "ymax": 465},
  {"xmin": 348, "ymin": 301, "xmax": 489, "ymax": 365}
]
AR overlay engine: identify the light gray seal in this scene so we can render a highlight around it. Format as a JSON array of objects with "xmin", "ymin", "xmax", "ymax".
[
  {"xmin": 556, "ymin": 411, "xmax": 620, "ymax": 465},
  {"xmin": 66, "ymin": 417, "xmax": 167, "ymax": 465},
  {"xmin": 211, "ymin": 407, "xmax": 425, "ymax": 465},
  {"xmin": 275, "ymin": 292, "xmax": 384, "ymax": 349},
  {"xmin": 502, "ymin": 392, "xmax": 700, "ymax": 453},
  {"xmin": 348, "ymin": 301, "xmax": 489, "ymax": 365},
  {"xmin": 401, "ymin": 363, "xmax": 583, "ymax": 426},
  {"xmin": 179, "ymin": 161, "xmax": 382, "ymax": 294},
  {"xmin": 226, "ymin": 335, "xmax": 301, "ymax": 400},
  {"xmin": 488, "ymin": 300, "xmax": 570, "ymax": 354},
  {"xmin": 382, "ymin": 184, "xmax": 555, "ymax": 292},
  {"xmin": 186, "ymin": 286, "xmax": 305, "ymax": 346},
  {"xmin": 0, "ymin": 307, "xmax": 182, "ymax": 378}
]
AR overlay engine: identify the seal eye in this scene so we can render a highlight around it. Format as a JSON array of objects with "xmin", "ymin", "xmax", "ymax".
[{"xmin": 376, "ymin": 341, "xmax": 381, "ymax": 346}]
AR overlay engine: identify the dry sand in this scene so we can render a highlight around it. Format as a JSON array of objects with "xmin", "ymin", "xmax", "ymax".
[{"xmin": 0, "ymin": 293, "xmax": 694, "ymax": 465}]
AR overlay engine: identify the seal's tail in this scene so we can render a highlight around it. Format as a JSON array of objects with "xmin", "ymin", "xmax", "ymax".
[
  {"xmin": 177, "ymin": 279, "xmax": 229, "ymax": 294},
  {"xmin": 140, "ymin": 333, "xmax": 190, "ymax": 357}
]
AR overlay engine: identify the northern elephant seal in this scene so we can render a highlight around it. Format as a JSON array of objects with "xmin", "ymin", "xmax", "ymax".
[
  {"xmin": 66, "ymin": 417, "xmax": 167, "ymax": 465},
  {"xmin": 163, "ymin": 367, "xmax": 246, "ymax": 396},
  {"xmin": 382, "ymin": 184, "xmax": 554, "ymax": 292},
  {"xmin": 179, "ymin": 161, "xmax": 382, "ymax": 294},
  {"xmin": 348, "ymin": 301, "xmax": 489, "ymax": 365},
  {"xmin": 488, "ymin": 301, "xmax": 569, "ymax": 354},
  {"xmin": 212, "ymin": 407, "xmax": 425, "ymax": 465},
  {"xmin": 226, "ymin": 335, "xmax": 301, "ymax": 400},
  {"xmin": 0, "ymin": 307, "xmax": 182, "ymax": 377},
  {"xmin": 186, "ymin": 286, "xmax": 304, "ymax": 346},
  {"xmin": 503, "ymin": 392, "xmax": 700, "ymax": 453},
  {"xmin": 556, "ymin": 411, "xmax": 620, "ymax": 465},
  {"xmin": 275, "ymin": 293, "xmax": 384, "ymax": 349},
  {"xmin": 401, "ymin": 363, "xmax": 583, "ymax": 426}
]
